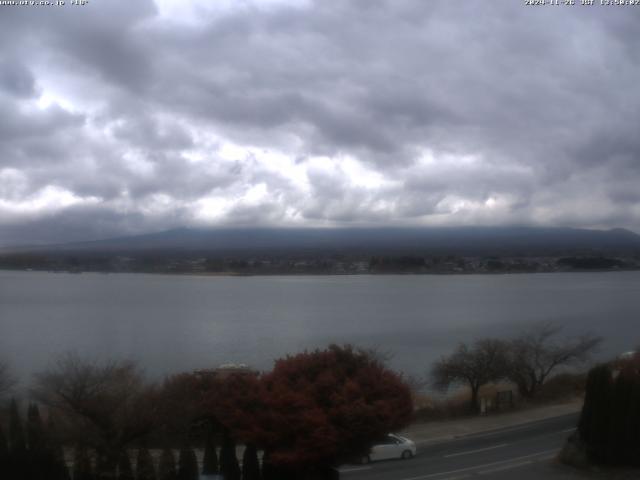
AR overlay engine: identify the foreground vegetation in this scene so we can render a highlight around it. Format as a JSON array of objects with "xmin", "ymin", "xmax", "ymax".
[
  {"xmin": 0, "ymin": 324, "xmax": 619, "ymax": 479},
  {"xmin": 0, "ymin": 345, "xmax": 413, "ymax": 480},
  {"xmin": 561, "ymin": 351, "xmax": 640, "ymax": 470}
]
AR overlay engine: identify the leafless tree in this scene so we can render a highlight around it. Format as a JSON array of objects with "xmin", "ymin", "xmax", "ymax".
[
  {"xmin": 431, "ymin": 339, "xmax": 509, "ymax": 412},
  {"xmin": 505, "ymin": 322, "xmax": 602, "ymax": 399},
  {"xmin": 31, "ymin": 353, "xmax": 158, "ymax": 478}
]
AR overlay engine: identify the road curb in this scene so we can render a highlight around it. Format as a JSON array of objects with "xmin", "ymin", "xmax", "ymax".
[{"xmin": 403, "ymin": 402, "xmax": 583, "ymax": 447}]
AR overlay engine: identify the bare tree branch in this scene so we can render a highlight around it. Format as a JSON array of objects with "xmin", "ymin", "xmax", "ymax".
[
  {"xmin": 357, "ymin": 345, "xmax": 396, "ymax": 366},
  {"xmin": 431, "ymin": 339, "xmax": 509, "ymax": 412},
  {"xmin": 31, "ymin": 352, "xmax": 158, "ymax": 477},
  {"xmin": 506, "ymin": 322, "xmax": 602, "ymax": 398}
]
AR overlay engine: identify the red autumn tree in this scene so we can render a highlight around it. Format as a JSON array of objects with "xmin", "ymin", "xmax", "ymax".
[
  {"xmin": 211, "ymin": 345, "xmax": 413, "ymax": 476},
  {"xmin": 205, "ymin": 371, "xmax": 263, "ymax": 439}
]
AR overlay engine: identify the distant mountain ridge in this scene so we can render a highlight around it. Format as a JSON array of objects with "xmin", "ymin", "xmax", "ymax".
[{"xmin": 9, "ymin": 226, "xmax": 640, "ymax": 257}]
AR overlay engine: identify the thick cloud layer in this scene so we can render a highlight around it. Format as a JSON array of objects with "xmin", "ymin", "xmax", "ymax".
[{"xmin": 0, "ymin": 0, "xmax": 639, "ymax": 244}]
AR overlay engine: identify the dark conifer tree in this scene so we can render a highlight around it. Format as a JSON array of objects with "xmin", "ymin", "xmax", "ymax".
[
  {"xmin": 578, "ymin": 361, "xmax": 640, "ymax": 467},
  {"xmin": 46, "ymin": 413, "xmax": 71, "ymax": 480},
  {"xmin": 608, "ymin": 371, "xmax": 634, "ymax": 464},
  {"xmin": 260, "ymin": 452, "xmax": 274, "ymax": 480},
  {"xmin": 157, "ymin": 448, "xmax": 177, "ymax": 480},
  {"xmin": 8, "ymin": 398, "xmax": 28, "ymax": 480},
  {"xmin": 220, "ymin": 430, "xmax": 241, "ymax": 480},
  {"xmin": 9, "ymin": 398, "xmax": 26, "ymax": 455},
  {"xmin": 201, "ymin": 433, "xmax": 218, "ymax": 476},
  {"xmin": 96, "ymin": 450, "xmax": 119, "ymax": 480},
  {"xmin": 117, "ymin": 451, "xmax": 135, "ymax": 480},
  {"xmin": 52, "ymin": 450, "xmax": 71, "ymax": 480},
  {"xmin": 177, "ymin": 446, "xmax": 198, "ymax": 480},
  {"xmin": 578, "ymin": 364, "xmax": 612, "ymax": 463},
  {"xmin": 0, "ymin": 424, "xmax": 9, "ymax": 476},
  {"xmin": 95, "ymin": 454, "xmax": 107, "ymax": 480},
  {"xmin": 260, "ymin": 463, "xmax": 275, "ymax": 480},
  {"xmin": 629, "ymin": 371, "xmax": 640, "ymax": 467},
  {"xmin": 606, "ymin": 363, "xmax": 640, "ymax": 466},
  {"xmin": 259, "ymin": 454, "xmax": 292, "ymax": 480},
  {"xmin": 241, "ymin": 444, "xmax": 261, "ymax": 480},
  {"xmin": 136, "ymin": 447, "xmax": 156, "ymax": 480},
  {"xmin": 73, "ymin": 446, "xmax": 95, "ymax": 480},
  {"xmin": 27, "ymin": 404, "xmax": 46, "ymax": 453},
  {"xmin": 26, "ymin": 403, "xmax": 47, "ymax": 480}
]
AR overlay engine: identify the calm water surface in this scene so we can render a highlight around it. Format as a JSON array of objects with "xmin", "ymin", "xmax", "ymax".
[{"xmin": 0, "ymin": 270, "xmax": 638, "ymax": 380}]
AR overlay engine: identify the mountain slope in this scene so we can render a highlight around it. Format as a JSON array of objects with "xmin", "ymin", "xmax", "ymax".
[{"xmin": 13, "ymin": 226, "xmax": 640, "ymax": 256}]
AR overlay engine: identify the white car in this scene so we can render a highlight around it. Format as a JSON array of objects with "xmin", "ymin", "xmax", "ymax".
[{"xmin": 362, "ymin": 434, "xmax": 417, "ymax": 463}]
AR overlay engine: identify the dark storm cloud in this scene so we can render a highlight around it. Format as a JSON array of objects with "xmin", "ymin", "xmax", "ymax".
[
  {"xmin": 0, "ymin": 59, "xmax": 37, "ymax": 98},
  {"xmin": 1, "ymin": 0, "xmax": 639, "ymax": 244},
  {"xmin": 0, "ymin": 0, "xmax": 157, "ymax": 90}
]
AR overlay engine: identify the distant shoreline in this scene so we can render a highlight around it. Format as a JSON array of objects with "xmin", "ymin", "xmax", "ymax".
[{"xmin": 2, "ymin": 266, "xmax": 639, "ymax": 277}]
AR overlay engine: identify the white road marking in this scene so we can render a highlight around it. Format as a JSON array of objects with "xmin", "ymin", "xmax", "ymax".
[
  {"xmin": 536, "ymin": 453, "xmax": 557, "ymax": 462},
  {"xmin": 413, "ymin": 415, "xmax": 578, "ymax": 446},
  {"xmin": 339, "ymin": 466, "xmax": 372, "ymax": 473},
  {"xmin": 458, "ymin": 423, "xmax": 534, "ymax": 438},
  {"xmin": 456, "ymin": 416, "xmax": 577, "ymax": 440},
  {"xmin": 400, "ymin": 448, "xmax": 558, "ymax": 480},
  {"xmin": 444, "ymin": 443, "xmax": 508, "ymax": 458},
  {"xmin": 478, "ymin": 460, "xmax": 532, "ymax": 474},
  {"xmin": 530, "ymin": 427, "xmax": 577, "ymax": 440}
]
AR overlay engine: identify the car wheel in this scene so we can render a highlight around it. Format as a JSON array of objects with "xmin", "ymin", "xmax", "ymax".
[
  {"xmin": 360, "ymin": 455, "xmax": 371, "ymax": 464},
  {"xmin": 401, "ymin": 450, "xmax": 413, "ymax": 459}
]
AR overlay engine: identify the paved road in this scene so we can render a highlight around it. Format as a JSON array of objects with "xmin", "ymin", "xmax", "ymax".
[{"xmin": 339, "ymin": 413, "xmax": 580, "ymax": 480}]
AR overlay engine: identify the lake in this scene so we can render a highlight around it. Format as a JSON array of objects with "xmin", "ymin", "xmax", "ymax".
[{"xmin": 0, "ymin": 270, "xmax": 638, "ymax": 383}]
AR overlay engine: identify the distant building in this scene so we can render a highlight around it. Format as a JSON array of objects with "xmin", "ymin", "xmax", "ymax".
[
  {"xmin": 619, "ymin": 351, "xmax": 638, "ymax": 360},
  {"xmin": 194, "ymin": 363, "xmax": 257, "ymax": 381},
  {"xmin": 611, "ymin": 350, "xmax": 640, "ymax": 374}
]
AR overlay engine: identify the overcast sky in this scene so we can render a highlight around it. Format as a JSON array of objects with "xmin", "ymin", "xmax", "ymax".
[{"xmin": 0, "ymin": 0, "xmax": 639, "ymax": 245}]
